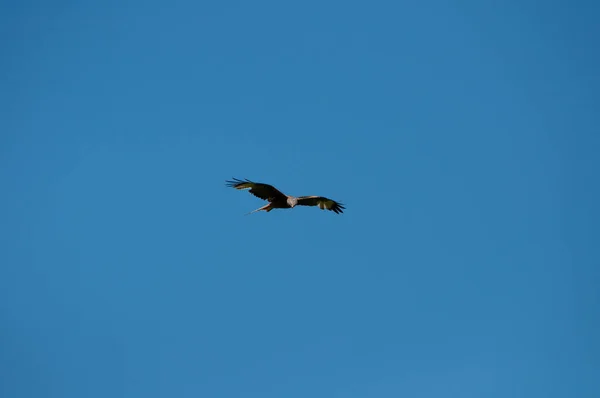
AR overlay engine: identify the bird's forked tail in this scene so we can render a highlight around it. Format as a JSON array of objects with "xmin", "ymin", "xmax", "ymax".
[{"xmin": 245, "ymin": 203, "xmax": 271, "ymax": 215}]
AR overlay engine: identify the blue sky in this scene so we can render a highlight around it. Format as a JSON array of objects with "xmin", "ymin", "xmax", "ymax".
[{"xmin": 1, "ymin": 1, "xmax": 599, "ymax": 397}]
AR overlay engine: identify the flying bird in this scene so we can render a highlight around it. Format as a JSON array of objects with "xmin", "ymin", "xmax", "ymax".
[{"xmin": 226, "ymin": 178, "xmax": 345, "ymax": 215}]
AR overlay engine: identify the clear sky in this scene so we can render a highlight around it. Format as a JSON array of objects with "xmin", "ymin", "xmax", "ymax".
[{"xmin": 1, "ymin": 1, "xmax": 599, "ymax": 397}]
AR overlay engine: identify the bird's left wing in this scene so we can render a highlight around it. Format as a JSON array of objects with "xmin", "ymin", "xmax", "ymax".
[
  {"xmin": 296, "ymin": 196, "xmax": 345, "ymax": 214},
  {"xmin": 226, "ymin": 178, "xmax": 287, "ymax": 202}
]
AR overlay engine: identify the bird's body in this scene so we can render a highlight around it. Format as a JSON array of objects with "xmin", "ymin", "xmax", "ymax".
[{"xmin": 226, "ymin": 178, "xmax": 345, "ymax": 215}]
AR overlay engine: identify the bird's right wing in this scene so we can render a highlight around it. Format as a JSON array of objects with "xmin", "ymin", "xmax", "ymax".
[
  {"xmin": 296, "ymin": 196, "xmax": 345, "ymax": 214},
  {"xmin": 225, "ymin": 178, "xmax": 287, "ymax": 202}
]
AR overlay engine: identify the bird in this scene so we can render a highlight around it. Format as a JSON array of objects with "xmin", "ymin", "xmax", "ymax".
[{"xmin": 226, "ymin": 178, "xmax": 345, "ymax": 215}]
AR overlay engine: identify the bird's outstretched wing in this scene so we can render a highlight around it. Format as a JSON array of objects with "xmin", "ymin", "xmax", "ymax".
[
  {"xmin": 226, "ymin": 178, "xmax": 287, "ymax": 202},
  {"xmin": 296, "ymin": 196, "xmax": 345, "ymax": 214}
]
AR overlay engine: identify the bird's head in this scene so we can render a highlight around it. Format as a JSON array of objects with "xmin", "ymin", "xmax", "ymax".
[{"xmin": 287, "ymin": 196, "xmax": 298, "ymax": 208}]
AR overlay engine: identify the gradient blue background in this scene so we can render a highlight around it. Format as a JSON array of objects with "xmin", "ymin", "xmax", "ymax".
[{"xmin": 1, "ymin": 1, "xmax": 599, "ymax": 397}]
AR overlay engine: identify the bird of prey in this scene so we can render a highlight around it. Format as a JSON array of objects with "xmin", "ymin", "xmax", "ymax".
[{"xmin": 226, "ymin": 178, "xmax": 345, "ymax": 215}]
